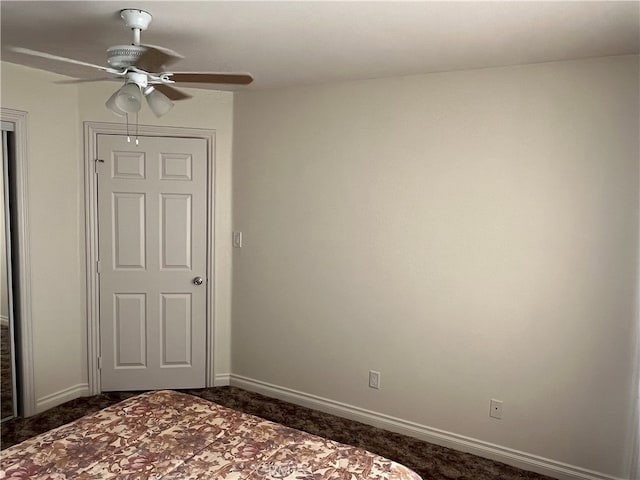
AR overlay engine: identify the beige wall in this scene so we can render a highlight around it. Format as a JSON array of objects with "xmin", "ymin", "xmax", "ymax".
[
  {"xmin": 0, "ymin": 61, "xmax": 235, "ymax": 410},
  {"xmin": 232, "ymin": 55, "xmax": 639, "ymax": 477},
  {"xmin": 0, "ymin": 63, "xmax": 85, "ymax": 407}
]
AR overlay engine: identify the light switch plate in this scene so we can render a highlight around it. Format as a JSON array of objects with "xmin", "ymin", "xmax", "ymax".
[{"xmin": 232, "ymin": 231, "xmax": 243, "ymax": 248}]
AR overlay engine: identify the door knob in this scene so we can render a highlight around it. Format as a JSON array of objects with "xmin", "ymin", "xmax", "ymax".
[{"xmin": 193, "ymin": 276, "xmax": 204, "ymax": 286}]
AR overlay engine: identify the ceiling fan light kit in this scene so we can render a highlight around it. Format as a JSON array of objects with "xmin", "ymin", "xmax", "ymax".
[
  {"xmin": 10, "ymin": 7, "xmax": 253, "ymax": 128},
  {"xmin": 144, "ymin": 86, "xmax": 174, "ymax": 117},
  {"xmin": 105, "ymin": 91, "xmax": 127, "ymax": 117},
  {"xmin": 113, "ymin": 82, "xmax": 143, "ymax": 113}
]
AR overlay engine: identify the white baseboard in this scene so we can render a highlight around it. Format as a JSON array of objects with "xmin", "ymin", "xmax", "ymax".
[
  {"xmin": 228, "ymin": 374, "xmax": 625, "ymax": 480},
  {"xmin": 35, "ymin": 383, "xmax": 89, "ymax": 414},
  {"xmin": 214, "ymin": 373, "xmax": 231, "ymax": 386}
]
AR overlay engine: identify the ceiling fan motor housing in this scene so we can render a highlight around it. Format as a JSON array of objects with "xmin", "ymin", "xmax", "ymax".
[{"xmin": 106, "ymin": 44, "xmax": 147, "ymax": 68}]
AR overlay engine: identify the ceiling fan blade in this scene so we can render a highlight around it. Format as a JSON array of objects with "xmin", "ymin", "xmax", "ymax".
[
  {"xmin": 137, "ymin": 45, "xmax": 183, "ymax": 72},
  {"xmin": 169, "ymin": 72, "xmax": 253, "ymax": 85},
  {"xmin": 154, "ymin": 84, "xmax": 192, "ymax": 101},
  {"xmin": 54, "ymin": 77, "xmax": 117, "ymax": 84},
  {"xmin": 9, "ymin": 47, "xmax": 119, "ymax": 74}
]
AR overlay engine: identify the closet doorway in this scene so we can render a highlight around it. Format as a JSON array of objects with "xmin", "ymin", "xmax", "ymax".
[
  {"xmin": 1, "ymin": 120, "xmax": 17, "ymax": 421},
  {"xmin": 1, "ymin": 108, "xmax": 35, "ymax": 418}
]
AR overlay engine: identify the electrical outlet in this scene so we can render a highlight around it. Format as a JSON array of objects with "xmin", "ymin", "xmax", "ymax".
[
  {"xmin": 369, "ymin": 370, "xmax": 381, "ymax": 389},
  {"xmin": 490, "ymin": 399, "xmax": 503, "ymax": 419},
  {"xmin": 232, "ymin": 231, "xmax": 243, "ymax": 248}
]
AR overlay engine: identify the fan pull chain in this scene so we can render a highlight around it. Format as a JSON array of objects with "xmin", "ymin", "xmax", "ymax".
[
  {"xmin": 124, "ymin": 113, "xmax": 140, "ymax": 146},
  {"xmin": 126, "ymin": 113, "xmax": 131, "ymax": 143}
]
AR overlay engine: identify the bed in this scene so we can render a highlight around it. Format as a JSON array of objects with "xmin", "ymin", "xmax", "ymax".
[{"xmin": 0, "ymin": 390, "xmax": 422, "ymax": 480}]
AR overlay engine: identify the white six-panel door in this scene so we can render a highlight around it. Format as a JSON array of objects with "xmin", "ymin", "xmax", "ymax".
[{"xmin": 97, "ymin": 134, "xmax": 208, "ymax": 391}]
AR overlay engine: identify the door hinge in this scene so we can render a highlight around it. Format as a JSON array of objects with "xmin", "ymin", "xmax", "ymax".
[
  {"xmin": 96, "ymin": 260, "xmax": 102, "ymax": 274},
  {"xmin": 97, "ymin": 356, "xmax": 102, "ymax": 370},
  {"xmin": 95, "ymin": 158, "xmax": 105, "ymax": 174}
]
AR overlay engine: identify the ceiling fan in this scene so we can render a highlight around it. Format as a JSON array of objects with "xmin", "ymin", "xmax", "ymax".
[{"xmin": 10, "ymin": 8, "xmax": 253, "ymax": 118}]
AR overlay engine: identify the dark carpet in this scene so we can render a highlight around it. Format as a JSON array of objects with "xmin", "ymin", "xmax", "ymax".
[
  {"xmin": 0, "ymin": 386, "xmax": 556, "ymax": 480},
  {"xmin": 0, "ymin": 324, "xmax": 14, "ymax": 419}
]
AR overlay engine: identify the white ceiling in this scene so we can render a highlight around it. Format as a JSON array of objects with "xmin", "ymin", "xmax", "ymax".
[{"xmin": 1, "ymin": 1, "xmax": 639, "ymax": 91}]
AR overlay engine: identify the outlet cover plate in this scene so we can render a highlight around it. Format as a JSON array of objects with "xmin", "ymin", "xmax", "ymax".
[
  {"xmin": 369, "ymin": 370, "xmax": 381, "ymax": 389},
  {"xmin": 490, "ymin": 399, "xmax": 503, "ymax": 419}
]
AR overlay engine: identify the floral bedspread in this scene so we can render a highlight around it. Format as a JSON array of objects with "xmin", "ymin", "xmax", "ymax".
[{"xmin": 0, "ymin": 390, "xmax": 422, "ymax": 480}]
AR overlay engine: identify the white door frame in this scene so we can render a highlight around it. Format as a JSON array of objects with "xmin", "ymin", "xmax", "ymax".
[{"xmin": 84, "ymin": 121, "xmax": 216, "ymax": 394}]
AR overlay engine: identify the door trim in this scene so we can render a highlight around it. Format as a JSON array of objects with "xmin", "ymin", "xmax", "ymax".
[
  {"xmin": 84, "ymin": 121, "xmax": 216, "ymax": 394},
  {"xmin": 0, "ymin": 108, "xmax": 35, "ymax": 416}
]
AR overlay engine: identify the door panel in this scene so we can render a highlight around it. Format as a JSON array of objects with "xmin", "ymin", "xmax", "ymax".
[
  {"xmin": 97, "ymin": 134, "xmax": 208, "ymax": 391},
  {"xmin": 113, "ymin": 151, "xmax": 145, "ymax": 179},
  {"xmin": 113, "ymin": 192, "xmax": 146, "ymax": 269},
  {"xmin": 114, "ymin": 293, "xmax": 146, "ymax": 367},
  {"xmin": 160, "ymin": 194, "xmax": 192, "ymax": 269},
  {"xmin": 160, "ymin": 153, "xmax": 192, "ymax": 180},
  {"xmin": 161, "ymin": 293, "xmax": 192, "ymax": 365}
]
